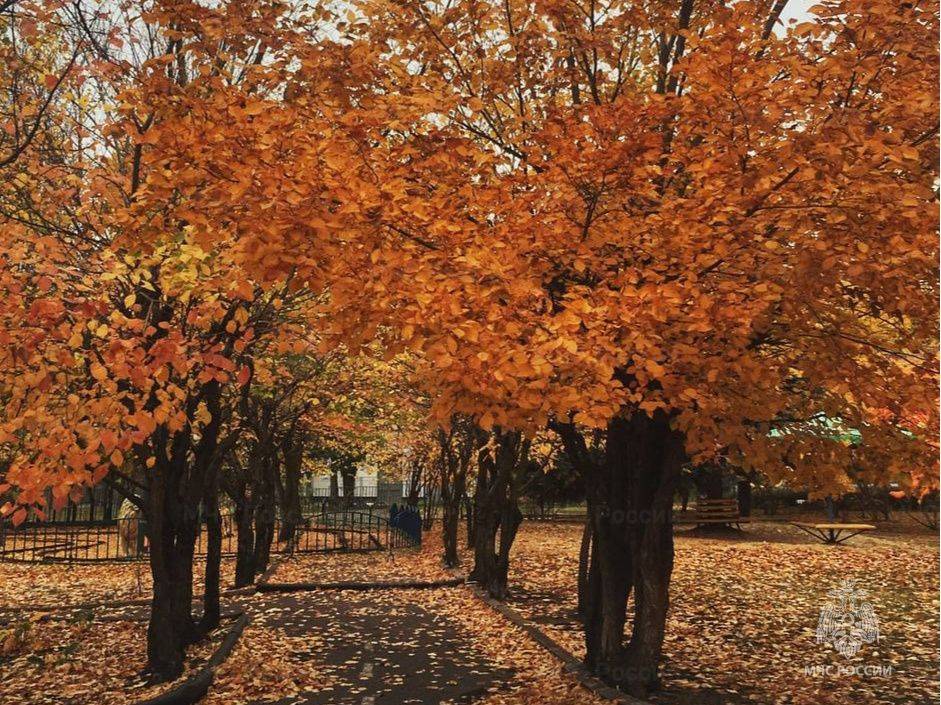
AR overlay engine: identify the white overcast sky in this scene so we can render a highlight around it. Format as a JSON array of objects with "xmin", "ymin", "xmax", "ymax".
[{"xmin": 779, "ymin": 0, "xmax": 818, "ymax": 26}]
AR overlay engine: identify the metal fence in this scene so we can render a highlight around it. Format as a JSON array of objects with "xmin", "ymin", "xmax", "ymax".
[
  {"xmin": 520, "ymin": 499, "xmax": 588, "ymax": 521},
  {"xmin": 12, "ymin": 486, "xmax": 125, "ymax": 525},
  {"xmin": 0, "ymin": 508, "xmax": 420, "ymax": 563}
]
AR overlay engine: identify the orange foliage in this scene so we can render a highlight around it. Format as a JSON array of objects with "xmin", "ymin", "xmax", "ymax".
[{"xmin": 0, "ymin": 0, "xmax": 937, "ymax": 518}]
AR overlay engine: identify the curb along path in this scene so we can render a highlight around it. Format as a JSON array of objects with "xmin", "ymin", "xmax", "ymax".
[{"xmin": 468, "ymin": 585, "xmax": 651, "ymax": 705}]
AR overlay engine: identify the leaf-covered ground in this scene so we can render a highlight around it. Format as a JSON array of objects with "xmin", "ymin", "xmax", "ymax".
[
  {"xmin": 506, "ymin": 520, "xmax": 940, "ymax": 705},
  {"xmin": 206, "ymin": 587, "xmax": 607, "ymax": 705},
  {"xmin": 0, "ymin": 558, "xmax": 237, "ymax": 609},
  {"xmin": 268, "ymin": 528, "xmax": 470, "ymax": 584},
  {"xmin": 0, "ymin": 614, "xmax": 233, "ymax": 705},
  {"xmin": 1, "ymin": 520, "xmax": 935, "ymax": 705}
]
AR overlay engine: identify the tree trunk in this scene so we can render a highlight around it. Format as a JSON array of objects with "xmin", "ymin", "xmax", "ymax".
[
  {"xmin": 406, "ymin": 462, "xmax": 422, "ymax": 507},
  {"xmin": 470, "ymin": 429, "xmax": 526, "ymax": 599},
  {"xmin": 694, "ymin": 463, "xmax": 724, "ymax": 499},
  {"xmin": 200, "ymin": 485, "xmax": 222, "ymax": 633},
  {"xmin": 279, "ymin": 434, "xmax": 304, "ymax": 543},
  {"xmin": 490, "ymin": 500, "xmax": 522, "ymax": 599},
  {"xmin": 145, "ymin": 467, "xmax": 199, "ymax": 682},
  {"xmin": 470, "ymin": 458, "xmax": 497, "ymax": 583},
  {"xmin": 437, "ymin": 420, "xmax": 481, "ymax": 568},
  {"xmin": 233, "ymin": 483, "xmax": 256, "ymax": 588},
  {"xmin": 253, "ymin": 503, "xmax": 275, "ymax": 575},
  {"xmin": 622, "ymin": 417, "xmax": 682, "ymax": 694},
  {"xmin": 422, "ymin": 479, "xmax": 439, "ymax": 531},
  {"xmin": 737, "ymin": 479, "xmax": 752, "ymax": 517},
  {"xmin": 252, "ymin": 453, "xmax": 278, "ymax": 574},
  {"xmin": 441, "ymin": 481, "xmax": 463, "ymax": 567},
  {"xmin": 329, "ymin": 470, "xmax": 339, "ymax": 500},
  {"xmin": 341, "ymin": 467, "xmax": 356, "ymax": 505},
  {"xmin": 558, "ymin": 411, "xmax": 685, "ymax": 697},
  {"xmin": 464, "ymin": 491, "xmax": 476, "ymax": 546},
  {"xmin": 142, "ymin": 380, "xmax": 222, "ymax": 681},
  {"xmin": 577, "ymin": 518, "xmax": 592, "ymax": 618}
]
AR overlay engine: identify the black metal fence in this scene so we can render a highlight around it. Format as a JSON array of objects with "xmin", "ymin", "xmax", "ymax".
[
  {"xmin": 13, "ymin": 485, "xmax": 125, "ymax": 525},
  {"xmin": 520, "ymin": 499, "xmax": 588, "ymax": 521},
  {"xmin": 0, "ymin": 508, "xmax": 420, "ymax": 563}
]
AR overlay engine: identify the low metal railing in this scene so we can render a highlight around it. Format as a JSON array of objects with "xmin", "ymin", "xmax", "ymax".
[{"xmin": 0, "ymin": 508, "xmax": 420, "ymax": 563}]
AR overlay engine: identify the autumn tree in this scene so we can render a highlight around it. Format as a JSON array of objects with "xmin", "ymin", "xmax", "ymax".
[
  {"xmin": 318, "ymin": 0, "xmax": 939, "ymax": 694},
  {"xmin": 0, "ymin": 0, "xmax": 345, "ymax": 681},
  {"xmin": 0, "ymin": 0, "xmax": 936, "ymax": 696}
]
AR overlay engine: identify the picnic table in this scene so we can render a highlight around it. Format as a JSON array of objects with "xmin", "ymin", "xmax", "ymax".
[{"xmin": 790, "ymin": 521, "xmax": 876, "ymax": 545}]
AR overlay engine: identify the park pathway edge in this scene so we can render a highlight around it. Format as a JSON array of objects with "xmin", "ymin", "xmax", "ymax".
[
  {"xmin": 133, "ymin": 611, "xmax": 249, "ymax": 705},
  {"xmin": 256, "ymin": 575, "xmax": 466, "ymax": 591},
  {"xmin": 468, "ymin": 584, "xmax": 653, "ymax": 705}
]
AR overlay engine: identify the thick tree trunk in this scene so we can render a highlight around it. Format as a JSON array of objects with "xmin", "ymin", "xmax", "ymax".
[
  {"xmin": 694, "ymin": 463, "xmax": 724, "ymax": 499},
  {"xmin": 559, "ymin": 411, "xmax": 685, "ymax": 697},
  {"xmin": 441, "ymin": 457, "xmax": 465, "ymax": 568},
  {"xmin": 470, "ymin": 430, "xmax": 526, "ymax": 599},
  {"xmin": 470, "ymin": 470, "xmax": 497, "ymax": 584},
  {"xmin": 406, "ymin": 463, "xmax": 422, "ymax": 507},
  {"xmin": 252, "ymin": 455, "xmax": 278, "ymax": 574},
  {"xmin": 422, "ymin": 480, "xmax": 439, "ymax": 531},
  {"xmin": 253, "ymin": 503, "xmax": 275, "ymax": 574},
  {"xmin": 341, "ymin": 467, "xmax": 356, "ymax": 505},
  {"xmin": 622, "ymin": 420, "xmax": 682, "ymax": 693},
  {"xmin": 490, "ymin": 501, "xmax": 522, "ymax": 599},
  {"xmin": 145, "ymin": 470, "xmax": 199, "ymax": 682},
  {"xmin": 142, "ymin": 380, "xmax": 222, "ymax": 681},
  {"xmin": 437, "ymin": 420, "xmax": 482, "ymax": 568}
]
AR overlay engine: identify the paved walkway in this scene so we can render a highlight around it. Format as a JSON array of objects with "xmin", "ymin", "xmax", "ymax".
[
  {"xmin": 37, "ymin": 585, "xmax": 516, "ymax": 704},
  {"xmin": 244, "ymin": 590, "xmax": 513, "ymax": 705}
]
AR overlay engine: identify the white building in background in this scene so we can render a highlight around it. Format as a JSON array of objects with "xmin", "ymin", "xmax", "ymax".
[
  {"xmin": 307, "ymin": 466, "xmax": 379, "ymax": 497},
  {"xmin": 302, "ymin": 460, "xmax": 416, "ymax": 505}
]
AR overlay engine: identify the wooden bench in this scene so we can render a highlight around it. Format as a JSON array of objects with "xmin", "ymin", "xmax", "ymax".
[
  {"xmin": 790, "ymin": 522, "xmax": 875, "ymax": 545},
  {"xmin": 675, "ymin": 498, "xmax": 751, "ymax": 529}
]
